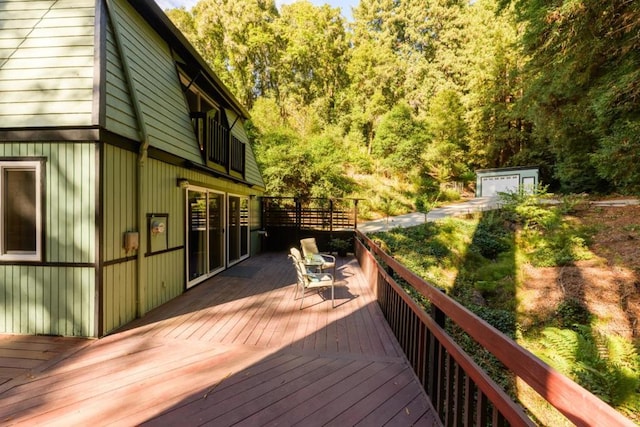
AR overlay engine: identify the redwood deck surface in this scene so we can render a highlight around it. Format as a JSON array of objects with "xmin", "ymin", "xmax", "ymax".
[{"xmin": 0, "ymin": 253, "xmax": 439, "ymax": 426}]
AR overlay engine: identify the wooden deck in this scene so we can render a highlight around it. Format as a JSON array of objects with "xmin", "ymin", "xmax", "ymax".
[{"xmin": 0, "ymin": 253, "xmax": 439, "ymax": 426}]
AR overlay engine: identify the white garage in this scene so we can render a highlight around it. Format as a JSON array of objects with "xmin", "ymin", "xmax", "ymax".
[{"xmin": 475, "ymin": 166, "xmax": 539, "ymax": 197}]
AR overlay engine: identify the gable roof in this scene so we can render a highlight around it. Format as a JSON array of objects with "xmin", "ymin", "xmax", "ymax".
[{"xmin": 126, "ymin": 0, "xmax": 250, "ymax": 120}]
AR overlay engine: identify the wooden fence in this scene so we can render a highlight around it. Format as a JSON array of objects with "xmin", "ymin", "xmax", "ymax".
[
  {"xmin": 355, "ymin": 230, "xmax": 634, "ymax": 427},
  {"xmin": 261, "ymin": 197, "xmax": 359, "ymax": 251},
  {"xmin": 262, "ymin": 197, "xmax": 358, "ymax": 230}
]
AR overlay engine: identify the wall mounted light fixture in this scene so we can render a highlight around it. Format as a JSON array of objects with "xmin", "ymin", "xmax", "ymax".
[{"xmin": 177, "ymin": 178, "xmax": 189, "ymax": 189}]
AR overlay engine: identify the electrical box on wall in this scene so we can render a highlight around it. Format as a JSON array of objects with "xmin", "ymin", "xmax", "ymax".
[
  {"xmin": 148, "ymin": 213, "xmax": 169, "ymax": 254},
  {"xmin": 151, "ymin": 220, "xmax": 166, "ymax": 234},
  {"xmin": 123, "ymin": 232, "xmax": 139, "ymax": 252}
]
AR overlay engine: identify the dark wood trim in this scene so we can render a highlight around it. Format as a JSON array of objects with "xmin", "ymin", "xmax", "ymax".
[
  {"xmin": 103, "ymin": 255, "xmax": 137, "ymax": 267},
  {"xmin": 185, "ymin": 160, "xmax": 252, "ymax": 186},
  {"xmin": 95, "ymin": 0, "xmax": 108, "ymax": 128},
  {"xmin": 144, "ymin": 245, "xmax": 184, "ymax": 258},
  {"xmin": 96, "ymin": 142, "xmax": 104, "ymax": 337},
  {"xmin": 0, "ymin": 128, "xmax": 100, "ymax": 142},
  {"xmin": 147, "ymin": 146, "xmax": 189, "ymax": 167},
  {"xmin": 0, "ymin": 156, "xmax": 47, "ymax": 162},
  {"xmin": 100, "ymin": 130, "xmax": 140, "ymax": 153},
  {"xmin": 40, "ymin": 159, "xmax": 47, "ymax": 265},
  {"xmin": 0, "ymin": 261, "xmax": 96, "ymax": 268}
]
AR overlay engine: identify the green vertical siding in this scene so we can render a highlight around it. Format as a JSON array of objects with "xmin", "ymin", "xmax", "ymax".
[
  {"xmin": 102, "ymin": 145, "xmax": 137, "ymax": 262},
  {"xmin": 0, "ymin": 0, "xmax": 96, "ymax": 127},
  {"xmin": 144, "ymin": 250, "xmax": 183, "ymax": 313},
  {"xmin": 109, "ymin": 0, "xmax": 201, "ymax": 163},
  {"xmin": 142, "ymin": 158, "xmax": 186, "ymax": 312},
  {"xmin": 103, "ymin": 261, "xmax": 136, "ymax": 334},
  {"xmin": 0, "ymin": 142, "xmax": 96, "ymax": 337},
  {"xmin": 102, "ymin": 145, "xmax": 137, "ymax": 334},
  {"xmin": 0, "ymin": 266, "xmax": 94, "ymax": 336}
]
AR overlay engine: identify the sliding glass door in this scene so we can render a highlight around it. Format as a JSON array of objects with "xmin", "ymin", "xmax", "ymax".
[
  {"xmin": 227, "ymin": 194, "xmax": 250, "ymax": 266},
  {"xmin": 187, "ymin": 188, "xmax": 225, "ymax": 288}
]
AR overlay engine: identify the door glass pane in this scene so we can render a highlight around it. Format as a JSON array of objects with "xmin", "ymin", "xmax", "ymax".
[
  {"xmin": 4, "ymin": 169, "xmax": 36, "ymax": 252},
  {"xmin": 208, "ymin": 192, "xmax": 224, "ymax": 272},
  {"xmin": 228, "ymin": 196, "xmax": 240, "ymax": 263},
  {"xmin": 188, "ymin": 190, "xmax": 207, "ymax": 281},
  {"xmin": 240, "ymin": 198, "xmax": 249, "ymax": 257}
]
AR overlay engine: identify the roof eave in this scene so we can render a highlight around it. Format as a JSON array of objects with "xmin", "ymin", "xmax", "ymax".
[{"xmin": 128, "ymin": 0, "xmax": 250, "ymax": 119}]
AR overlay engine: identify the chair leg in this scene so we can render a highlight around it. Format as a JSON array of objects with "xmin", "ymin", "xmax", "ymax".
[{"xmin": 331, "ymin": 284, "xmax": 335, "ymax": 308}]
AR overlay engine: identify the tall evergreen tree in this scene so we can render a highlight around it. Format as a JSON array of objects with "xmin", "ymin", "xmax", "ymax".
[{"xmin": 503, "ymin": 0, "xmax": 640, "ymax": 193}]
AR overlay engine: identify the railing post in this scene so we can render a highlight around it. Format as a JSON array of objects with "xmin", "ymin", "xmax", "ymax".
[
  {"xmin": 354, "ymin": 199, "xmax": 359, "ymax": 230},
  {"xmin": 295, "ymin": 198, "xmax": 302, "ymax": 230},
  {"xmin": 428, "ymin": 288, "xmax": 447, "ymax": 417},
  {"xmin": 431, "ymin": 289, "xmax": 446, "ymax": 328},
  {"xmin": 329, "ymin": 199, "xmax": 334, "ymax": 232}
]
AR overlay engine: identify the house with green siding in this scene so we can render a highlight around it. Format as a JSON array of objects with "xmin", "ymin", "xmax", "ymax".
[{"xmin": 0, "ymin": 0, "xmax": 265, "ymax": 337}]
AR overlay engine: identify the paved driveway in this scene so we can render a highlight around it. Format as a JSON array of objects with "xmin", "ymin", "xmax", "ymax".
[
  {"xmin": 356, "ymin": 196, "xmax": 639, "ymax": 234},
  {"xmin": 357, "ymin": 196, "xmax": 501, "ymax": 233}
]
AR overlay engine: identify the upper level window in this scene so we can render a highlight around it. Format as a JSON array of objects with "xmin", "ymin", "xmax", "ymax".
[
  {"xmin": 181, "ymin": 75, "xmax": 245, "ymax": 177},
  {"xmin": 0, "ymin": 160, "xmax": 43, "ymax": 261}
]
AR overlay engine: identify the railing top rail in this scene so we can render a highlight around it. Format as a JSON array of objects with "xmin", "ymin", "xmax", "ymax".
[
  {"xmin": 356, "ymin": 229, "xmax": 634, "ymax": 427},
  {"xmin": 371, "ymin": 252, "xmax": 535, "ymax": 426}
]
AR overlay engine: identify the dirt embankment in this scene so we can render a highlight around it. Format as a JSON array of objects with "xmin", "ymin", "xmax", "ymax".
[{"xmin": 520, "ymin": 204, "xmax": 640, "ymax": 340}]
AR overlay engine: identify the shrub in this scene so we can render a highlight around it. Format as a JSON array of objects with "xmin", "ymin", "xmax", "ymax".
[
  {"xmin": 470, "ymin": 212, "xmax": 511, "ymax": 260},
  {"xmin": 472, "ymin": 230, "xmax": 510, "ymax": 260},
  {"xmin": 555, "ymin": 298, "xmax": 591, "ymax": 328}
]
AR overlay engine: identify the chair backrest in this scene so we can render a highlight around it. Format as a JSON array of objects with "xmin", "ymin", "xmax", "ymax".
[
  {"xmin": 290, "ymin": 247, "xmax": 303, "ymax": 261},
  {"xmin": 289, "ymin": 248, "xmax": 307, "ymax": 287},
  {"xmin": 300, "ymin": 238, "xmax": 319, "ymax": 258}
]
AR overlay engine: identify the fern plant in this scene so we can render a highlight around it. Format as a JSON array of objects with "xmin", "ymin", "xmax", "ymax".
[{"xmin": 536, "ymin": 325, "xmax": 640, "ymax": 420}]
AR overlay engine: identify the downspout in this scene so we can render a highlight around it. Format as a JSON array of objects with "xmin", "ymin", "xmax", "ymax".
[{"xmin": 105, "ymin": 0, "xmax": 149, "ymax": 317}]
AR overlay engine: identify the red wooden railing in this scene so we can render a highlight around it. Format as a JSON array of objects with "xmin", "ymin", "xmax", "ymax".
[{"xmin": 355, "ymin": 230, "xmax": 634, "ymax": 427}]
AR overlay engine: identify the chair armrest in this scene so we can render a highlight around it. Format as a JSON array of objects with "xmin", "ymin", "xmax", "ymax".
[
  {"xmin": 305, "ymin": 272, "xmax": 334, "ymax": 282},
  {"xmin": 317, "ymin": 253, "xmax": 336, "ymax": 263}
]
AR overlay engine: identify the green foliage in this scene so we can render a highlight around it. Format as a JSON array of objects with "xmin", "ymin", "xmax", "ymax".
[
  {"xmin": 498, "ymin": 187, "xmax": 555, "ymax": 230},
  {"xmin": 254, "ymin": 129, "xmax": 355, "ymax": 198},
  {"xmin": 372, "ymin": 104, "xmax": 428, "ymax": 178},
  {"xmin": 167, "ymin": 0, "xmax": 640, "ymax": 214},
  {"xmin": 504, "ymin": 0, "xmax": 640, "ymax": 193},
  {"xmin": 422, "ymin": 90, "xmax": 471, "ymax": 183},
  {"xmin": 329, "ymin": 238, "xmax": 350, "ymax": 254},
  {"xmin": 439, "ymin": 188, "xmax": 462, "ymax": 202},
  {"xmin": 528, "ymin": 232, "xmax": 592, "ymax": 267},
  {"xmin": 469, "ymin": 212, "xmax": 511, "ymax": 260},
  {"xmin": 535, "ymin": 326, "xmax": 640, "ymax": 416},
  {"xmin": 499, "ymin": 188, "xmax": 593, "ymax": 267},
  {"xmin": 555, "ymin": 298, "xmax": 591, "ymax": 329}
]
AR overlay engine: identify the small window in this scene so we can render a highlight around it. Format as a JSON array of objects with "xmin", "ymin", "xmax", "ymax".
[{"xmin": 0, "ymin": 161, "xmax": 43, "ymax": 261}]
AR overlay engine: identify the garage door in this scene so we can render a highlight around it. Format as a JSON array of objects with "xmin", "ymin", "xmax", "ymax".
[{"xmin": 480, "ymin": 175, "xmax": 519, "ymax": 197}]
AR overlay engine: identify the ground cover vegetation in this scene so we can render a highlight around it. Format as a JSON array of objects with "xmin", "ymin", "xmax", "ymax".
[
  {"xmin": 370, "ymin": 192, "xmax": 640, "ymax": 424},
  {"xmin": 166, "ymin": 0, "xmax": 639, "ymax": 213}
]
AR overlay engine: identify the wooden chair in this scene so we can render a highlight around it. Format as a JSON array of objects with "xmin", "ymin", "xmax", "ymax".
[
  {"xmin": 289, "ymin": 247, "xmax": 335, "ymax": 309},
  {"xmin": 300, "ymin": 238, "xmax": 336, "ymax": 276}
]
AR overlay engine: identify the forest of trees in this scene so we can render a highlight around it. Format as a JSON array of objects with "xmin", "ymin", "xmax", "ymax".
[{"xmin": 166, "ymin": 0, "xmax": 640, "ymax": 210}]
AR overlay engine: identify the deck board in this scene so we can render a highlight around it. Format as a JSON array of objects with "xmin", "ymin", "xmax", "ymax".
[{"xmin": 0, "ymin": 253, "xmax": 439, "ymax": 426}]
